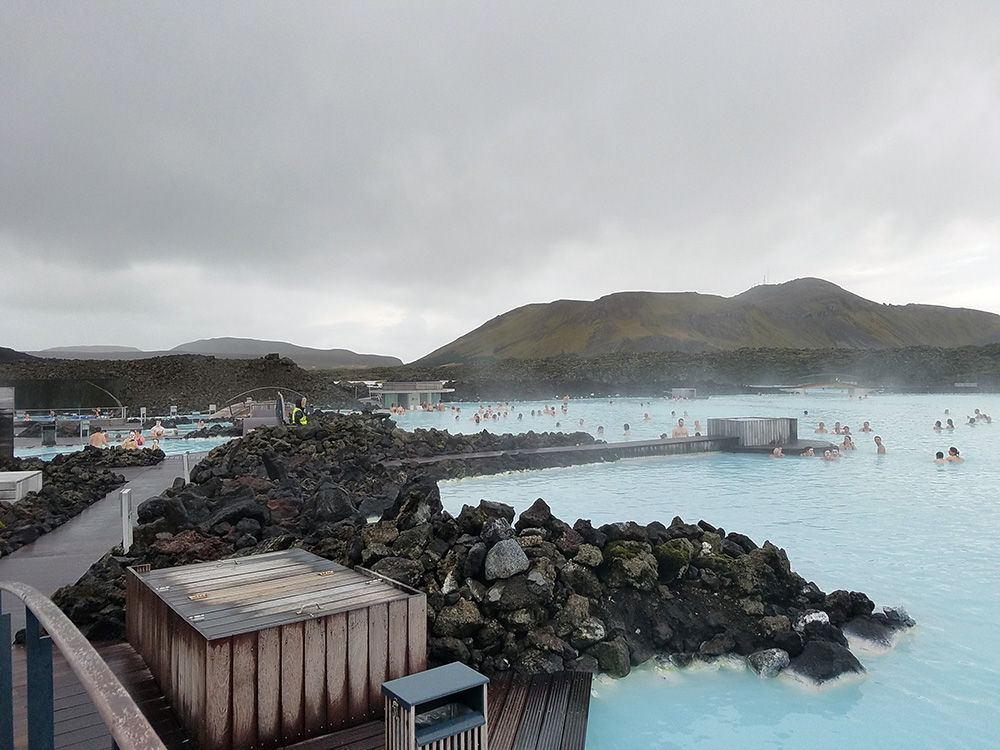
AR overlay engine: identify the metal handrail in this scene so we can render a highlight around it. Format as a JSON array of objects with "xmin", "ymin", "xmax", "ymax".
[{"xmin": 0, "ymin": 581, "xmax": 167, "ymax": 750}]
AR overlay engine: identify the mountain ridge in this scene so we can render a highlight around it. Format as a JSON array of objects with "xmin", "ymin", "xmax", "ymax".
[
  {"xmin": 26, "ymin": 337, "xmax": 402, "ymax": 370},
  {"xmin": 415, "ymin": 278, "xmax": 1000, "ymax": 364}
]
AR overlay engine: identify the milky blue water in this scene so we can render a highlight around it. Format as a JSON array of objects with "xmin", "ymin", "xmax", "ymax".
[
  {"xmin": 400, "ymin": 394, "xmax": 1000, "ymax": 749},
  {"xmin": 13, "ymin": 422, "xmax": 234, "ymax": 461}
]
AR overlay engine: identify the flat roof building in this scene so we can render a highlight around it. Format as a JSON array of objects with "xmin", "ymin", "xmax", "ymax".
[{"xmin": 368, "ymin": 381, "xmax": 455, "ymax": 410}]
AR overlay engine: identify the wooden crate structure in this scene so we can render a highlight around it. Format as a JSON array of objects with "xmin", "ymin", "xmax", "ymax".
[
  {"xmin": 707, "ymin": 417, "xmax": 798, "ymax": 446},
  {"xmin": 126, "ymin": 549, "xmax": 427, "ymax": 750}
]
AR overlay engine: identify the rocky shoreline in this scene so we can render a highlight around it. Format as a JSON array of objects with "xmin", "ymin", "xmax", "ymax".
[{"xmin": 52, "ymin": 413, "xmax": 913, "ymax": 684}]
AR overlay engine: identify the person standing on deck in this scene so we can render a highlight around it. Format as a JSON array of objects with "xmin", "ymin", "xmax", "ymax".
[{"xmin": 291, "ymin": 397, "xmax": 308, "ymax": 426}]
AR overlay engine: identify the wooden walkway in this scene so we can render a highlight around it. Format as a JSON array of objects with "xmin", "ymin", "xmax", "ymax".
[
  {"xmin": 285, "ymin": 670, "xmax": 591, "ymax": 750},
  {"xmin": 287, "ymin": 671, "xmax": 592, "ymax": 750},
  {"xmin": 10, "ymin": 639, "xmax": 590, "ymax": 750},
  {"xmin": 9, "ymin": 642, "xmax": 190, "ymax": 749},
  {"xmin": 487, "ymin": 672, "xmax": 591, "ymax": 750}
]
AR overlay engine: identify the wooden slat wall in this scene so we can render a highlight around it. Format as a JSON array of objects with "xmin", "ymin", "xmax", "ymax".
[
  {"xmin": 127, "ymin": 564, "xmax": 427, "ymax": 750},
  {"xmin": 257, "ymin": 627, "xmax": 281, "ymax": 748},
  {"xmin": 303, "ymin": 618, "xmax": 327, "ymax": 733},
  {"xmin": 325, "ymin": 612, "xmax": 348, "ymax": 731},
  {"xmin": 407, "ymin": 596, "xmax": 427, "ymax": 674},
  {"xmin": 232, "ymin": 632, "xmax": 258, "ymax": 750},
  {"xmin": 205, "ymin": 640, "xmax": 232, "ymax": 749},
  {"xmin": 347, "ymin": 608, "xmax": 370, "ymax": 725},
  {"xmin": 708, "ymin": 417, "xmax": 796, "ymax": 447}
]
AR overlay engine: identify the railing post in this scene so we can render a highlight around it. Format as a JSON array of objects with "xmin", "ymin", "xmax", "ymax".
[
  {"xmin": 1, "ymin": 592, "xmax": 13, "ymax": 750},
  {"xmin": 182, "ymin": 452, "xmax": 190, "ymax": 483},
  {"xmin": 120, "ymin": 489, "xmax": 133, "ymax": 553},
  {"xmin": 24, "ymin": 610, "xmax": 54, "ymax": 750}
]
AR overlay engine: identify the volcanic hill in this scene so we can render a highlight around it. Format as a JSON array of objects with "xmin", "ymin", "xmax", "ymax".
[{"xmin": 416, "ymin": 278, "xmax": 1000, "ymax": 364}]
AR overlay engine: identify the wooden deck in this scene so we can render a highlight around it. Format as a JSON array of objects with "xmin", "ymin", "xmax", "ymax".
[
  {"xmin": 11, "ymin": 640, "xmax": 591, "ymax": 750},
  {"xmin": 9, "ymin": 642, "xmax": 190, "ymax": 749},
  {"xmin": 487, "ymin": 672, "xmax": 591, "ymax": 750},
  {"xmin": 284, "ymin": 671, "xmax": 592, "ymax": 750}
]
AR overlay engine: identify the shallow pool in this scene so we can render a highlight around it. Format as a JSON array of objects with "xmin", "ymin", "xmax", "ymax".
[
  {"xmin": 14, "ymin": 435, "xmax": 235, "ymax": 460},
  {"xmin": 432, "ymin": 394, "xmax": 1000, "ymax": 749}
]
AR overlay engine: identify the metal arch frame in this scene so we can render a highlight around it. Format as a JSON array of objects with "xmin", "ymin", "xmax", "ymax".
[
  {"xmin": 224, "ymin": 386, "xmax": 306, "ymax": 409},
  {"xmin": 0, "ymin": 581, "xmax": 166, "ymax": 750},
  {"xmin": 81, "ymin": 380, "xmax": 125, "ymax": 410}
]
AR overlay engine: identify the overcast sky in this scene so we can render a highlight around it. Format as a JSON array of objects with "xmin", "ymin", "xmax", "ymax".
[{"xmin": 3, "ymin": 2, "xmax": 998, "ymax": 362}]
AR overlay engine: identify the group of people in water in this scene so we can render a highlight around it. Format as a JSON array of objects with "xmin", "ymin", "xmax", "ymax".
[
  {"xmin": 933, "ymin": 408, "xmax": 991, "ymax": 430},
  {"xmin": 809, "ymin": 420, "xmax": 882, "ymax": 455},
  {"xmin": 84, "ymin": 419, "xmax": 189, "ymax": 452},
  {"xmin": 87, "ymin": 426, "xmax": 163, "ymax": 451},
  {"xmin": 809, "ymin": 406, "xmax": 991, "ymax": 463}
]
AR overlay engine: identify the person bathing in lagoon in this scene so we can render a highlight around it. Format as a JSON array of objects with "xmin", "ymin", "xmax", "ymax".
[
  {"xmin": 801, "ymin": 447, "xmax": 815, "ymax": 457},
  {"xmin": 769, "ymin": 447, "xmax": 784, "ymax": 458},
  {"xmin": 643, "ymin": 413, "xmax": 651, "ymax": 421},
  {"xmin": 947, "ymin": 447, "xmax": 964, "ymax": 463},
  {"xmin": 672, "ymin": 418, "xmax": 689, "ymax": 438},
  {"xmin": 694, "ymin": 420, "xmax": 702, "ymax": 432},
  {"xmin": 934, "ymin": 451, "xmax": 947, "ymax": 464},
  {"xmin": 121, "ymin": 431, "xmax": 139, "ymax": 450},
  {"xmin": 874, "ymin": 436, "xmax": 886, "ymax": 454},
  {"xmin": 933, "ymin": 420, "xmax": 943, "ymax": 430},
  {"xmin": 821, "ymin": 450, "xmax": 837, "ymax": 461},
  {"xmin": 814, "ymin": 422, "xmax": 828, "ymax": 433},
  {"xmin": 88, "ymin": 427, "xmax": 109, "ymax": 448},
  {"xmin": 832, "ymin": 422, "xmax": 843, "ymax": 435},
  {"xmin": 840, "ymin": 435, "xmax": 856, "ymax": 451},
  {"xmin": 151, "ymin": 438, "xmax": 162, "ymax": 452},
  {"xmin": 860, "ymin": 421, "xmax": 873, "ymax": 432},
  {"xmin": 135, "ymin": 430, "xmax": 145, "ymax": 447},
  {"xmin": 946, "ymin": 419, "xmax": 955, "ymax": 429},
  {"xmin": 596, "ymin": 426, "xmax": 605, "ymax": 436},
  {"xmin": 623, "ymin": 423, "xmax": 631, "ymax": 437},
  {"xmin": 150, "ymin": 419, "xmax": 166, "ymax": 437}
]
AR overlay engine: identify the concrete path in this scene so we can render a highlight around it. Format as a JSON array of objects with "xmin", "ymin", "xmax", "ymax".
[{"xmin": 0, "ymin": 452, "xmax": 207, "ymax": 634}]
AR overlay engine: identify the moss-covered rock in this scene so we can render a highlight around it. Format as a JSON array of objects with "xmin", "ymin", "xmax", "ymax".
[
  {"xmin": 601, "ymin": 541, "xmax": 658, "ymax": 590},
  {"xmin": 654, "ymin": 538, "xmax": 694, "ymax": 581}
]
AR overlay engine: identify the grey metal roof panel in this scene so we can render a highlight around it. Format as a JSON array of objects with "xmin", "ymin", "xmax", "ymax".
[
  {"xmin": 132, "ymin": 549, "xmax": 414, "ymax": 640},
  {"xmin": 381, "ymin": 662, "xmax": 489, "ymax": 709}
]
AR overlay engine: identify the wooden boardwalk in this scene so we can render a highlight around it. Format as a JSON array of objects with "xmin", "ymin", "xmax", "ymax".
[
  {"xmin": 285, "ymin": 670, "xmax": 591, "ymax": 750},
  {"xmin": 487, "ymin": 672, "xmax": 591, "ymax": 750},
  {"xmin": 9, "ymin": 642, "xmax": 190, "ymax": 749},
  {"xmin": 10, "ymin": 640, "xmax": 590, "ymax": 750}
]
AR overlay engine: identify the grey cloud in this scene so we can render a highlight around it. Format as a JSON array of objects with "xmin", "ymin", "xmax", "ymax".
[{"xmin": 2, "ymin": 1, "xmax": 999, "ymax": 360}]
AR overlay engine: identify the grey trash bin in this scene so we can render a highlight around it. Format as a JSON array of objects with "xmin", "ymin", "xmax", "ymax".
[
  {"xmin": 382, "ymin": 662, "xmax": 489, "ymax": 750},
  {"xmin": 41, "ymin": 423, "xmax": 57, "ymax": 446}
]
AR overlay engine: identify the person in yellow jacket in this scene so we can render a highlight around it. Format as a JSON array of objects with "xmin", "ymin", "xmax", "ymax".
[{"xmin": 291, "ymin": 397, "xmax": 308, "ymax": 425}]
